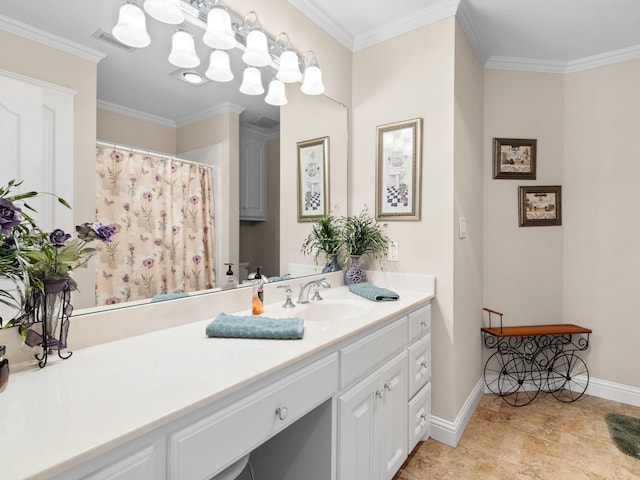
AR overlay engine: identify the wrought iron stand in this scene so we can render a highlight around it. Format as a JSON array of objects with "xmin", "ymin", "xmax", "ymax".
[{"xmin": 481, "ymin": 308, "xmax": 592, "ymax": 407}]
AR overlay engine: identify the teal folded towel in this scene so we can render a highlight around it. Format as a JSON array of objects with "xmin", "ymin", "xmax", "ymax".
[
  {"xmin": 267, "ymin": 274, "xmax": 291, "ymax": 282},
  {"xmin": 348, "ymin": 282, "xmax": 399, "ymax": 302},
  {"xmin": 151, "ymin": 292, "xmax": 189, "ymax": 302},
  {"xmin": 206, "ymin": 313, "xmax": 304, "ymax": 339}
]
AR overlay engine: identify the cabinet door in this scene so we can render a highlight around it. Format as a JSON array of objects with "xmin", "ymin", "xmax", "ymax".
[
  {"xmin": 79, "ymin": 445, "xmax": 160, "ymax": 480},
  {"xmin": 239, "ymin": 135, "xmax": 266, "ymax": 220},
  {"xmin": 378, "ymin": 351, "xmax": 408, "ymax": 480},
  {"xmin": 338, "ymin": 371, "xmax": 380, "ymax": 480}
]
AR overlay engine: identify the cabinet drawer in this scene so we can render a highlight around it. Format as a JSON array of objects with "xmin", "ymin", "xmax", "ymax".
[
  {"xmin": 168, "ymin": 354, "xmax": 338, "ymax": 480},
  {"xmin": 408, "ymin": 334, "xmax": 431, "ymax": 398},
  {"xmin": 340, "ymin": 317, "xmax": 408, "ymax": 389},
  {"xmin": 408, "ymin": 304, "xmax": 431, "ymax": 344},
  {"xmin": 408, "ymin": 382, "xmax": 431, "ymax": 452}
]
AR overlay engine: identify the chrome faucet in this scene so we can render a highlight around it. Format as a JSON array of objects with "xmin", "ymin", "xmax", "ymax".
[{"xmin": 298, "ymin": 278, "xmax": 331, "ymax": 304}]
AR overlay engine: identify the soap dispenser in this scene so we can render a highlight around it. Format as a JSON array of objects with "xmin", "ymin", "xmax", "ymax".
[
  {"xmin": 222, "ymin": 262, "xmax": 238, "ymax": 290},
  {"xmin": 251, "ymin": 267, "xmax": 264, "ymax": 315}
]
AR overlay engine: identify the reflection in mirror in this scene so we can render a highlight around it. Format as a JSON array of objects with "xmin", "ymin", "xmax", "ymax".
[{"xmin": 0, "ymin": 1, "xmax": 349, "ymax": 315}]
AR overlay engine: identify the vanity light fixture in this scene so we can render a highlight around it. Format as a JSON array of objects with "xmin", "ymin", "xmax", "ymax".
[
  {"xmin": 301, "ymin": 51, "xmax": 325, "ymax": 96},
  {"xmin": 239, "ymin": 67, "xmax": 264, "ymax": 95},
  {"xmin": 168, "ymin": 24, "xmax": 200, "ymax": 68},
  {"xmin": 205, "ymin": 49, "xmax": 233, "ymax": 82},
  {"xmin": 112, "ymin": 0, "xmax": 327, "ymax": 105},
  {"xmin": 265, "ymin": 78, "xmax": 288, "ymax": 106},
  {"xmin": 241, "ymin": 12, "xmax": 271, "ymax": 68},
  {"xmin": 113, "ymin": 0, "xmax": 151, "ymax": 48},
  {"xmin": 143, "ymin": 0, "xmax": 184, "ymax": 24}
]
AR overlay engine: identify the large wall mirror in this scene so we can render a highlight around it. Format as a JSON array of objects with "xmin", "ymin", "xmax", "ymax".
[{"xmin": 0, "ymin": 0, "xmax": 349, "ymax": 315}]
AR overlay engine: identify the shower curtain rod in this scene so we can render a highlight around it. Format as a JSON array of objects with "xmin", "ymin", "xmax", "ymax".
[{"xmin": 96, "ymin": 140, "xmax": 214, "ymax": 170}]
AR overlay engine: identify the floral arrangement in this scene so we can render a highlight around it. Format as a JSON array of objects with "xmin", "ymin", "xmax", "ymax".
[{"xmin": 0, "ymin": 180, "xmax": 114, "ymax": 327}]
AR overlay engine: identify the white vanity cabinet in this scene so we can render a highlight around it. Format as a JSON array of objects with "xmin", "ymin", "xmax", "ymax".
[{"xmin": 337, "ymin": 302, "xmax": 431, "ymax": 480}]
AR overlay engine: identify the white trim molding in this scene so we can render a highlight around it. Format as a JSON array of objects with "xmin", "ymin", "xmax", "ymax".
[
  {"xmin": 430, "ymin": 378, "xmax": 484, "ymax": 448},
  {"xmin": 586, "ymin": 376, "xmax": 640, "ymax": 407}
]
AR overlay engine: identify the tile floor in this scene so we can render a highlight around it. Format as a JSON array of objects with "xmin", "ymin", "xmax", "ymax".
[{"xmin": 394, "ymin": 393, "xmax": 640, "ymax": 479}]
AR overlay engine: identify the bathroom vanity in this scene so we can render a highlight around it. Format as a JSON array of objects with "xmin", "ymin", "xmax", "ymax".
[{"xmin": 0, "ymin": 273, "xmax": 433, "ymax": 480}]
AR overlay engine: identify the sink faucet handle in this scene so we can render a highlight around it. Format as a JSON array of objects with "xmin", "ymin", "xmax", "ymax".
[
  {"xmin": 310, "ymin": 284, "xmax": 324, "ymax": 301},
  {"xmin": 277, "ymin": 284, "xmax": 296, "ymax": 309}
]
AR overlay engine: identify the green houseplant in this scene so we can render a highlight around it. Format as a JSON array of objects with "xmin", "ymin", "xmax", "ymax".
[
  {"xmin": 301, "ymin": 212, "xmax": 343, "ymax": 272},
  {"xmin": 341, "ymin": 208, "xmax": 389, "ymax": 285}
]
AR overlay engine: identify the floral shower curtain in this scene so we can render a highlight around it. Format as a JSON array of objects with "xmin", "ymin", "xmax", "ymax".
[{"xmin": 94, "ymin": 145, "xmax": 216, "ymax": 305}]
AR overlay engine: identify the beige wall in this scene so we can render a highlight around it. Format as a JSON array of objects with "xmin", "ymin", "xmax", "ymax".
[
  {"xmin": 483, "ymin": 70, "xmax": 565, "ymax": 323},
  {"xmin": 97, "ymin": 109, "xmax": 177, "ymax": 154},
  {"xmin": 453, "ymin": 21, "xmax": 484, "ymax": 417},
  {"xmin": 563, "ymin": 59, "xmax": 640, "ymax": 388},
  {"xmin": 352, "ymin": 17, "xmax": 459, "ymax": 420}
]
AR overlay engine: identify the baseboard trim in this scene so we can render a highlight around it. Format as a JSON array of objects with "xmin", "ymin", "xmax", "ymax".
[
  {"xmin": 587, "ymin": 376, "xmax": 640, "ymax": 406},
  {"xmin": 429, "ymin": 378, "xmax": 484, "ymax": 447}
]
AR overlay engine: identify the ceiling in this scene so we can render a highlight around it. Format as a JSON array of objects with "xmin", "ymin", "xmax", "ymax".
[{"xmin": 1, "ymin": 0, "xmax": 639, "ymax": 125}]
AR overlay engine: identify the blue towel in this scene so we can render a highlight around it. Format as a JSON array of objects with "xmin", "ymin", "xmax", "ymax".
[
  {"xmin": 205, "ymin": 313, "xmax": 304, "ymax": 339},
  {"xmin": 348, "ymin": 282, "xmax": 399, "ymax": 302},
  {"xmin": 151, "ymin": 292, "xmax": 189, "ymax": 302},
  {"xmin": 267, "ymin": 274, "xmax": 292, "ymax": 282}
]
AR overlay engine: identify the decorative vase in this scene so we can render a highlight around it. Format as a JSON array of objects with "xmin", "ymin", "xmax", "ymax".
[
  {"xmin": 24, "ymin": 278, "xmax": 74, "ymax": 367},
  {"xmin": 344, "ymin": 255, "xmax": 366, "ymax": 285},
  {"xmin": 322, "ymin": 253, "xmax": 341, "ymax": 273},
  {"xmin": 0, "ymin": 345, "xmax": 8, "ymax": 394}
]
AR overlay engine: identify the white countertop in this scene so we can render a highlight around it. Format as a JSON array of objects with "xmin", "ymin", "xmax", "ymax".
[{"xmin": 0, "ymin": 282, "xmax": 433, "ymax": 480}]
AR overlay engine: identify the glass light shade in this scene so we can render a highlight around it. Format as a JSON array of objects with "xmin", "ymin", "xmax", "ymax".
[
  {"xmin": 242, "ymin": 30, "xmax": 271, "ymax": 67},
  {"xmin": 182, "ymin": 72, "xmax": 203, "ymax": 84},
  {"xmin": 203, "ymin": 7, "xmax": 236, "ymax": 50},
  {"xmin": 239, "ymin": 67, "xmax": 264, "ymax": 95},
  {"xmin": 205, "ymin": 50, "xmax": 234, "ymax": 82},
  {"xmin": 143, "ymin": 0, "xmax": 183, "ymax": 24},
  {"xmin": 301, "ymin": 65, "xmax": 325, "ymax": 95},
  {"xmin": 168, "ymin": 30, "xmax": 200, "ymax": 68},
  {"xmin": 265, "ymin": 79, "xmax": 288, "ymax": 106},
  {"xmin": 112, "ymin": 3, "xmax": 150, "ymax": 48},
  {"xmin": 276, "ymin": 50, "xmax": 302, "ymax": 83}
]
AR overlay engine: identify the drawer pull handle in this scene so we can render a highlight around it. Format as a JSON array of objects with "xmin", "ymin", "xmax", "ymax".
[
  {"xmin": 420, "ymin": 414, "xmax": 428, "ymax": 425},
  {"xmin": 275, "ymin": 407, "xmax": 288, "ymax": 421},
  {"xmin": 420, "ymin": 320, "xmax": 428, "ymax": 327},
  {"xmin": 420, "ymin": 361, "xmax": 429, "ymax": 370},
  {"xmin": 384, "ymin": 382, "xmax": 393, "ymax": 392},
  {"xmin": 376, "ymin": 389, "xmax": 384, "ymax": 399}
]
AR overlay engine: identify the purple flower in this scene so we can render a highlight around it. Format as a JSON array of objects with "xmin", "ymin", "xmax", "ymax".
[
  {"xmin": 110, "ymin": 150, "xmax": 125, "ymax": 162},
  {"xmin": 142, "ymin": 258, "xmax": 155, "ymax": 269},
  {"xmin": 189, "ymin": 195, "xmax": 199, "ymax": 205},
  {"xmin": 92, "ymin": 222, "xmax": 114, "ymax": 243},
  {"xmin": 49, "ymin": 228, "xmax": 71, "ymax": 247},
  {"xmin": 192, "ymin": 255, "xmax": 202, "ymax": 265},
  {"xmin": 122, "ymin": 274, "xmax": 129, "ymax": 283},
  {"xmin": 106, "ymin": 296, "xmax": 122, "ymax": 305},
  {"xmin": 172, "ymin": 226, "xmax": 181, "ymax": 235},
  {"xmin": 123, "ymin": 203, "xmax": 130, "ymax": 212},
  {"xmin": 0, "ymin": 198, "xmax": 23, "ymax": 235},
  {"xmin": 143, "ymin": 191, "xmax": 152, "ymax": 201},
  {"xmin": 154, "ymin": 238, "xmax": 163, "ymax": 246}
]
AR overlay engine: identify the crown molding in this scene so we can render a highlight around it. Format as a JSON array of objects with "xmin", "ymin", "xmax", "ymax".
[
  {"xmin": 0, "ymin": 14, "xmax": 106, "ymax": 63},
  {"xmin": 455, "ymin": 0, "xmax": 487, "ymax": 64},
  {"xmin": 176, "ymin": 102, "xmax": 246, "ymax": 127},
  {"xmin": 353, "ymin": 0, "xmax": 460, "ymax": 52},
  {"xmin": 565, "ymin": 44, "xmax": 640, "ymax": 73},
  {"xmin": 97, "ymin": 100, "xmax": 176, "ymax": 128},
  {"xmin": 288, "ymin": 0, "xmax": 355, "ymax": 51}
]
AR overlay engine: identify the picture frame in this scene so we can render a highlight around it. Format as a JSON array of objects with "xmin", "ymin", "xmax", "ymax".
[
  {"xmin": 518, "ymin": 185, "xmax": 562, "ymax": 227},
  {"xmin": 375, "ymin": 118, "xmax": 423, "ymax": 220},
  {"xmin": 297, "ymin": 136, "xmax": 329, "ymax": 221},
  {"xmin": 493, "ymin": 138, "xmax": 537, "ymax": 179}
]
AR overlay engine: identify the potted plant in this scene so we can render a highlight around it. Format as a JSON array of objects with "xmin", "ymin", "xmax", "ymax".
[
  {"xmin": 341, "ymin": 208, "xmax": 389, "ymax": 285},
  {"xmin": 301, "ymin": 212, "xmax": 343, "ymax": 273}
]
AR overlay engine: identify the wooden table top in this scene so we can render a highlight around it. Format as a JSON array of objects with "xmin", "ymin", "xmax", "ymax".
[{"xmin": 481, "ymin": 324, "xmax": 592, "ymax": 337}]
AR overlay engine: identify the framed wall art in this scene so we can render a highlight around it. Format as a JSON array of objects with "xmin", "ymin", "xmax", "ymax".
[
  {"xmin": 518, "ymin": 185, "xmax": 562, "ymax": 227},
  {"xmin": 493, "ymin": 138, "xmax": 537, "ymax": 179},
  {"xmin": 297, "ymin": 136, "xmax": 329, "ymax": 221},
  {"xmin": 375, "ymin": 118, "xmax": 423, "ymax": 220}
]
